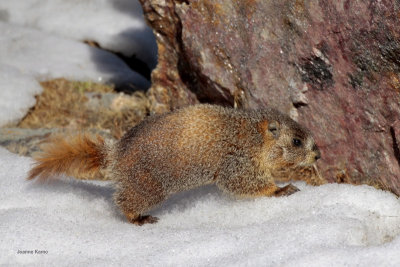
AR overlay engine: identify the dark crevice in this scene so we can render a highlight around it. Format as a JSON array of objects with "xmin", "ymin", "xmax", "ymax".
[
  {"xmin": 84, "ymin": 40, "xmax": 152, "ymax": 83},
  {"xmin": 390, "ymin": 126, "xmax": 400, "ymax": 168},
  {"xmin": 114, "ymin": 52, "xmax": 151, "ymax": 81},
  {"xmin": 176, "ymin": 0, "xmax": 190, "ymax": 4},
  {"xmin": 293, "ymin": 102, "xmax": 308, "ymax": 109}
]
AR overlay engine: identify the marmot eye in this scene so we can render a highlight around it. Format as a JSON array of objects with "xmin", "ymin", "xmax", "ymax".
[{"xmin": 292, "ymin": 138, "xmax": 302, "ymax": 147}]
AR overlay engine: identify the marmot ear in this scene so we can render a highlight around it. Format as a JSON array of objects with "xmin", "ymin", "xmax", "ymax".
[{"xmin": 268, "ymin": 121, "xmax": 280, "ymax": 139}]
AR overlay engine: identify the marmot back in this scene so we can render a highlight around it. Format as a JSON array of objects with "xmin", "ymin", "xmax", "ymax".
[{"xmin": 28, "ymin": 104, "xmax": 323, "ymax": 225}]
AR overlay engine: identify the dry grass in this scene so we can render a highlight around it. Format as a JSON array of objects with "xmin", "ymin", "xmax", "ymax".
[{"xmin": 18, "ymin": 78, "xmax": 150, "ymax": 139}]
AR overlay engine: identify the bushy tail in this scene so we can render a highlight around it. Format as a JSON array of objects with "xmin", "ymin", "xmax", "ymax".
[{"xmin": 27, "ymin": 134, "xmax": 110, "ymax": 181}]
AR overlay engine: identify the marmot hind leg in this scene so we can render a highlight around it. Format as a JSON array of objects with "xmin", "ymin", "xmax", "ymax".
[
  {"xmin": 125, "ymin": 214, "xmax": 159, "ymax": 226},
  {"xmin": 273, "ymin": 184, "xmax": 300, "ymax": 196},
  {"xmin": 114, "ymin": 186, "xmax": 165, "ymax": 226}
]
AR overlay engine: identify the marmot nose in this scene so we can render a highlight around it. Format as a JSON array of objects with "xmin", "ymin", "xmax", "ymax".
[
  {"xmin": 312, "ymin": 144, "xmax": 321, "ymax": 161},
  {"xmin": 314, "ymin": 151, "xmax": 321, "ymax": 161}
]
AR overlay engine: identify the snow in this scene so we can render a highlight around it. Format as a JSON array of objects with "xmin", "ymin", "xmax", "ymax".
[
  {"xmin": 0, "ymin": 0, "xmax": 157, "ymax": 68},
  {"xmin": 0, "ymin": 22, "xmax": 150, "ymax": 90},
  {"xmin": 0, "ymin": 65, "xmax": 42, "ymax": 126},
  {"xmin": 0, "ymin": 147, "xmax": 399, "ymax": 266}
]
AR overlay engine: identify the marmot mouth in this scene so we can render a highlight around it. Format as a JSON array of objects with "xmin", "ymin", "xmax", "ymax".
[{"xmin": 298, "ymin": 159, "xmax": 317, "ymax": 167}]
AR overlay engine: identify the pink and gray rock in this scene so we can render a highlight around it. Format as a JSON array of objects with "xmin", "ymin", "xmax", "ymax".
[{"xmin": 140, "ymin": 0, "xmax": 400, "ymax": 195}]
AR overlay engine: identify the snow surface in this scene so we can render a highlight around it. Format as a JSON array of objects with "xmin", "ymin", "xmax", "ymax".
[
  {"xmin": 0, "ymin": 0, "xmax": 157, "ymax": 68},
  {"xmin": 0, "ymin": 22, "xmax": 150, "ymax": 89},
  {"xmin": 0, "ymin": 65, "xmax": 43, "ymax": 126},
  {"xmin": 1, "ymin": 147, "xmax": 399, "ymax": 266}
]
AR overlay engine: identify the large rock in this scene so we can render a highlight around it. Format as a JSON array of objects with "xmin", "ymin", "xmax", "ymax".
[{"xmin": 140, "ymin": 0, "xmax": 400, "ymax": 195}]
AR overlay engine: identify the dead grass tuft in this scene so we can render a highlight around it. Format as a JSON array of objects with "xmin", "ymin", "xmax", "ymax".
[{"xmin": 18, "ymin": 78, "xmax": 150, "ymax": 139}]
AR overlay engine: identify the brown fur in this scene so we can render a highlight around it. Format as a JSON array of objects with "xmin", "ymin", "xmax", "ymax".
[
  {"xmin": 28, "ymin": 134, "xmax": 107, "ymax": 181},
  {"xmin": 27, "ymin": 104, "xmax": 323, "ymax": 225}
]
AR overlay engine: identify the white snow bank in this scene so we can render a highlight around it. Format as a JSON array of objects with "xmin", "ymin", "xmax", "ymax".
[
  {"xmin": 0, "ymin": 22, "xmax": 150, "ymax": 89},
  {"xmin": 0, "ymin": 0, "xmax": 157, "ymax": 68},
  {"xmin": 0, "ymin": 147, "xmax": 399, "ymax": 266},
  {"xmin": 0, "ymin": 65, "xmax": 43, "ymax": 127}
]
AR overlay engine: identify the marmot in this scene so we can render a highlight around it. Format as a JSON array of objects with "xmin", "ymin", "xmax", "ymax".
[{"xmin": 28, "ymin": 104, "xmax": 322, "ymax": 225}]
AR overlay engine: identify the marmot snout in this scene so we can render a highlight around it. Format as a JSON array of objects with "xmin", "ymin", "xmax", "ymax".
[{"xmin": 27, "ymin": 104, "xmax": 323, "ymax": 225}]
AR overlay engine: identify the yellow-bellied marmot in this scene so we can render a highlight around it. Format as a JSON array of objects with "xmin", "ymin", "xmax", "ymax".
[{"xmin": 28, "ymin": 104, "xmax": 322, "ymax": 225}]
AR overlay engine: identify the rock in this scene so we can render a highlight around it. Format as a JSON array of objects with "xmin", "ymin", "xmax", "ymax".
[
  {"xmin": 139, "ymin": 0, "xmax": 200, "ymax": 114},
  {"xmin": 0, "ymin": 128, "xmax": 114, "ymax": 157},
  {"xmin": 84, "ymin": 92, "xmax": 148, "ymax": 114},
  {"xmin": 140, "ymin": 0, "xmax": 400, "ymax": 195},
  {"xmin": 0, "ymin": 128, "xmax": 53, "ymax": 157}
]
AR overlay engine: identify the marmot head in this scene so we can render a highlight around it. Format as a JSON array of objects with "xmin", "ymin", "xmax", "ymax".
[{"xmin": 257, "ymin": 109, "xmax": 321, "ymax": 168}]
